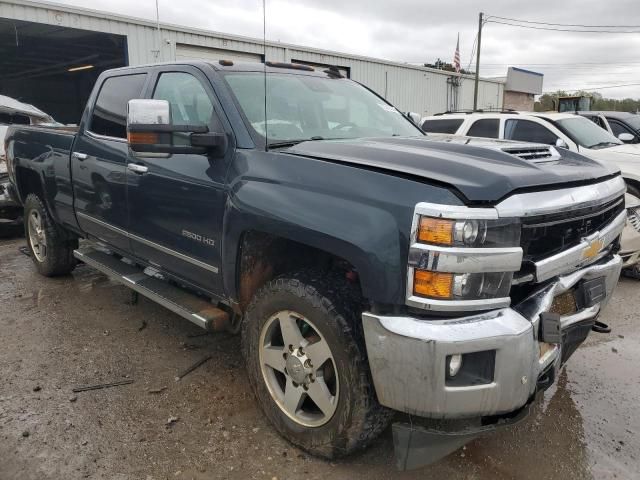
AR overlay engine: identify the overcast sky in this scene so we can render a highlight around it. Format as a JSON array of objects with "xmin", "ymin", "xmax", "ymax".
[{"xmin": 51, "ymin": 0, "xmax": 640, "ymax": 99}]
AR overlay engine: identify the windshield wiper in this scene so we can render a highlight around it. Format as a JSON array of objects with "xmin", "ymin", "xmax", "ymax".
[
  {"xmin": 267, "ymin": 136, "xmax": 325, "ymax": 149},
  {"xmin": 588, "ymin": 141, "xmax": 619, "ymax": 149}
]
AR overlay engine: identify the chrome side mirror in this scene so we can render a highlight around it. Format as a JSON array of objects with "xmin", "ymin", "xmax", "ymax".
[
  {"xmin": 555, "ymin": 138, "xmax": 569, "ymax": 149},
  {"xmin": 618, "ymin": 132, "xmax": 635, "ymax": 143},
  {"xmin": 406, "ymin": 112, "xmax": 421, "ymax": 125},
  {"xmin": 126, "ymin": 99, "xmax": 228, "ymax": 158}
]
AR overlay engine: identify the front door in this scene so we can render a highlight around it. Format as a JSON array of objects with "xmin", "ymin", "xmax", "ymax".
[
  {"xmin": 126, "ymin": 67, "xmax": 230, "ymax": 297},
  {"xmin": 72, "ymin": 72, "xmax": 148, "ymax": 251}
]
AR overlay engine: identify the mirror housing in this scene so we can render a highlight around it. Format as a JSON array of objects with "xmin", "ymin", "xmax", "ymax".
[
  {"xmin": 406, "ymin": 112, "xmax": 421, "ymax": 125},
  {"xmin": 555, "ymin": 138, "xmax": 569, "ymax": 149},
  {"xmin": 618, "ymin": 132, "xmax": 635, "ymax": 143},
  {"xmin": 127, "ymin": 99, "xmax": 227, "ymax": 157}
]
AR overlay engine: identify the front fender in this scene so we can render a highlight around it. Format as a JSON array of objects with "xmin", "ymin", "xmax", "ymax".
[{"xmin": 221, "ymin": 151, "xmax": 462, "ymax": 305}]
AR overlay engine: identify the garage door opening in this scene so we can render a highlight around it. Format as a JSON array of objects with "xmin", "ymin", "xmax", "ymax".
[{"xmin": 0, "ymin": 19, "xmax": 127, "ymax": 125}]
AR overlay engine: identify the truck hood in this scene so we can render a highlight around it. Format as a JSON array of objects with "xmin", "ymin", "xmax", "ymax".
[
  {"xmin": 286, "ymin": 136, "xmax": 618, "ymax": 203},
  {"xmin": 586, "ymin": 143, "xmax": 640, "ymax": 158}
]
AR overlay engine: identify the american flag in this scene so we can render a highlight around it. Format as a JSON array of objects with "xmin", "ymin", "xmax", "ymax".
[{"xmin": 453, "ymin": 33, "xmax": 461, "ymax": 73}]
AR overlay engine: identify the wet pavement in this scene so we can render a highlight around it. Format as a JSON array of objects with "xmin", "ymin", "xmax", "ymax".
[{"xmin": 1, "ymin": 235, "xmax": 639, "ymax": 479}]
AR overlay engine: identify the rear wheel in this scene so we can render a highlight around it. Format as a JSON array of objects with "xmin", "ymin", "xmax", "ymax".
[
  {"xmin": 24, "ymin": 194, "xmax": 77, "ymax": 276},
  {"xmin": 242, "ymin": 270, "xmax": 392, "ymax": 459}
]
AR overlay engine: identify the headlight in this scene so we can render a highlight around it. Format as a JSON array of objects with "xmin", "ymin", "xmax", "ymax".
[
  {"xmin": 408, "ymin": 205, "xmax": 523, "ymax": 311},
  {"xmin": 413, "ymin": 270, "xmax": 512, "ymax": 300},
  {"xmin": 418, "ymin": 216, "xmax": 520, "ymax": 248}
]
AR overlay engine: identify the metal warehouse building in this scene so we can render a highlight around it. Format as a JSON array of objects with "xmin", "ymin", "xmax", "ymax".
[{"xmin": 0, "ymin": 0, "xmax": 507, "ymax": 124}]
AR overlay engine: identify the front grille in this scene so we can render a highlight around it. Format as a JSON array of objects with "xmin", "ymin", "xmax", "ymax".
[
  {"xmin": 628, "ymin": 206, "xmax": 640, "ymax": 233},
  {"xmin": 520, "ymin": 196, "xmax": 624, "ymax": 263}
]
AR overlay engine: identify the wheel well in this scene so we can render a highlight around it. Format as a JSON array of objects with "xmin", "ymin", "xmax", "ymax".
[
  {"xmin": 624, "ymin": 178, "xmax": 640, "ymax": 197},
  {"xmin": 237, "ymin": 230, "xmax": 362, "ymax": 311},
  {"xmin": 16, "ymin": 167, "xmax": 43, "ymax": 202}
]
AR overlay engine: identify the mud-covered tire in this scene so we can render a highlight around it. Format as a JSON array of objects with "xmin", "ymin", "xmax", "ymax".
[
  {"xmin": 242, "ymin": 270, "xmax": 393, "ymax": 459},
  {"xmin": 23, "ymin": 194, "xmax": 77, "ymax": 276}
]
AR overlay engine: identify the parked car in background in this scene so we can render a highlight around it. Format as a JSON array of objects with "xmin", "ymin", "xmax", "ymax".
[
  {"xmin": 0, "ymin": 95, "xmax": 58, "ymax": 237},
  {"xmin": 4, "ymin": 60, "xmax": 627, "ymax": 469},
  {"xmin": 578, "ymin": 111, "xmax": 640, "ymax": 144},
  {"xmin": 421, "ymin": 111, "xmax": 640, "ymax": 272}
]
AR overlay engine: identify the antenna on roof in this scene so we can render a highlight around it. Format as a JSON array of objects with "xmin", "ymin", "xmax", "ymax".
[{"xmin": 263, "ymin": 0, "xmax": 268, "ymax": 151}]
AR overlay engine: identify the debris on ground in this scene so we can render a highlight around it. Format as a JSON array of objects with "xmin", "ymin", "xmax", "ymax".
[
  {"xmin": 138, "ymin": 320, "xmax": 148, "ymax": 332},
  {"xmin": 33, "ymin": 385, "xmax": 41, "ymax": 392},
  {"xmin": 69, "ymin": 395, "xmax": 78, "ymax": 402},
  {"xmin": 72, "ymin": 379, "xmax": 134, "ymax": 393},
  {"xmin": 167, "ymin": 416, "xmax": 179, "ymax": 425},
  {"xmin": 148, "ymin": 386, "xmax": 167, "ymax": 394},
  {"xmin": 22, "ymin": 431, "xmax": 29, "ymax": 437},
  {"xmin": 175, "ymin": 355, "xmax": 212, "ymax": 381},
  {"xmin": 18, "ymin": 246, "xmax": 30, "ymax": 257}
]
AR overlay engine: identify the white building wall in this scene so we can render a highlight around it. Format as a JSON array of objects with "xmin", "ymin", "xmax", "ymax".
[{"xmin": 1, "ymin": 0, "xmax": 504, "ymax": 114}]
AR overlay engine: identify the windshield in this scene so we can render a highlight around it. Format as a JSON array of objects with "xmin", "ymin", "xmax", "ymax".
[
  {"xmin": 555, "ymin": 116, "xmax": 622, "ymax": 149},
  {"xmin": 224, "ymin": 72, "xmax": 421, "ymax": 145}
]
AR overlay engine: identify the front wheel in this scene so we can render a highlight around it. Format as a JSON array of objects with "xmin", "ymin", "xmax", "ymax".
[
  {"xmin": 24, "ymin": 194, "xmax": 77, "ymax": 276},
  {"xmin": 242, "ymin": 271, "xmax": 392, "ymax": 459}
]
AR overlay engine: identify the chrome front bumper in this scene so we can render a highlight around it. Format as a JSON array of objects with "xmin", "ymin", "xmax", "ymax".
[{"xmin": 363, "ymin": 254, "xmax": 622, "ymax": 419}]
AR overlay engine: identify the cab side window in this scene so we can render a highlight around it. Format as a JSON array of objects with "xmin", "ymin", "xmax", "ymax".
[
  {"xmin": 467, "ymin": 118, "xmax": 499, "ymax": 139},
  {"xmin": 609, "ymin": 120, "xmax": 638, "ymax": 142},
  {"xmin": 421, "ymin": 118, "xmax": 463, "ymax": 134},
  {"xmin": 153, "ymin": 72, "xmax": 214, "ymax": 126},
  {"xmin": 90, "ymin": 74, "xmax": 147, "ymax": 139},
  {"xmin": 505, "ymin": 119, "xmax": 558, "ymax": 145}
]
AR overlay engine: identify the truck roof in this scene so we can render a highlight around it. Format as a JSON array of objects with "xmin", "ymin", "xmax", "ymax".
[{"xmin": 105, "ymin": 60, "xmax": 341, "ymax": 78}]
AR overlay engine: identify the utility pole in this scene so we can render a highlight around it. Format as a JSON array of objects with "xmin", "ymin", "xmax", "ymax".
[{"xmin": 473, "ymin": 12, "xmax": 483, "ymax": 111}]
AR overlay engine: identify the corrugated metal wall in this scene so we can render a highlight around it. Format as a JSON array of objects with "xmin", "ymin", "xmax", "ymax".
[{"xmin": 1, "ymin": 0, "xmax": 504, "ymax": 114}]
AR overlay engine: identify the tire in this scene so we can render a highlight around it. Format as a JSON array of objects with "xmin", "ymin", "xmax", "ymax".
[
  {"xmin": 242, "ymin": 270, "xmax": 393, "ymax": 459},
  {"xmin": 23, "ymin": 194, "xmax": 77, "ymax": 276},
  {"xmin": 624, "ymin": 183, "xmax": 640, "ymax": 279},
  {"xmin": 627, "ymin": 183, "xmax": 640, "ymax": 201}
]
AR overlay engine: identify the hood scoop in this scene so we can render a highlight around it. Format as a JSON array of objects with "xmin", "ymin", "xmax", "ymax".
[{"xmin": 499, "ymin": 145, "xmax": 561, "ymax": 164}]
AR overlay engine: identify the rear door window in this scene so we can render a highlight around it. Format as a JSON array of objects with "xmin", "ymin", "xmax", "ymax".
[
  {"xmin": 466, "ymin": 118, "xmax": 499, "ymax": 138},
  {"xmin": 89, "ymin": 74, "xmax": 147, "ymax": 139},
  {"xmin": 421, "ymin": 118, "xmax": 464, "ymax": 134},
  {"xmin": 504, "ymin": 119, "xmax": 559, "ymax": 145}
]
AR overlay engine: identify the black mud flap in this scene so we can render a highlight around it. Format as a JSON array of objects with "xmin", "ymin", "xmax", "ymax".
[{"xmin": 393, "ymin": 402, "xmax": 533, "ymax": 470}]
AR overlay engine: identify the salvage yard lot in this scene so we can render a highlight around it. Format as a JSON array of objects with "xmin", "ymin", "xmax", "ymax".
[{"xmin": 1, "ymin": 236, "xmax": 639, "ymax": 480}]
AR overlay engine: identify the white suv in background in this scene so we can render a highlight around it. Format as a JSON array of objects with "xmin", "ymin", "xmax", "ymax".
[{"xmin": 421, "ymin": 111, "xmax": 640, "ymax": 271}]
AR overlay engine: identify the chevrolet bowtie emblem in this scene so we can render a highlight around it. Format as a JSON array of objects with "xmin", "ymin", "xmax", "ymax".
[{"xmin": 582, "ymin": 239, "xmax": 604, "ymax": 260}]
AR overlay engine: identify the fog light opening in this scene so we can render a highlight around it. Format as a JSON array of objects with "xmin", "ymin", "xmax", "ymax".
[{"xmin": 448, "ymin": 354, "xmax": 463, "ymax": 377}]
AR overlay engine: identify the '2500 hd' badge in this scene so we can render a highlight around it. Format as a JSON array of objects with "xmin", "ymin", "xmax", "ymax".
[{"xmin": 182, "ymin": 229, "xmax": 215, "ymax": 247}]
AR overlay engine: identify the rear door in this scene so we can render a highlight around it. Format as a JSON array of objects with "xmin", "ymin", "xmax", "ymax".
[
  {"xmin": 126, "ymin": 66, "xmax": 231, "ymax": 297},
  {"xmin": 72, "ymin": 72, "xmax": 149, "ymax": 251}
]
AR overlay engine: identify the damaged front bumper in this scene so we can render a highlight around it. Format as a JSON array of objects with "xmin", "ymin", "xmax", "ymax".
[{"xmin": 362, "ymin": 253, "xmax": 622, "ymax": 469}]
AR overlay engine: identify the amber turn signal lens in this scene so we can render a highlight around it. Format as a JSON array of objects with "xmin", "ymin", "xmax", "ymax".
[
  {"xmin": 127, "ymin": 132, "xmax": 159, "ymax": 144},
  {"xmin": 413, "ymin": 270, "xmax": 453, "ymax": 299},
  {"xmin": 418, "ymin": 217, "xmax": 454, "ymax": 245}
]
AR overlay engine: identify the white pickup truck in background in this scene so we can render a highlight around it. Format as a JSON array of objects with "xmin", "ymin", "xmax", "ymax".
[{"xmin": 421, "ymin": 111, "xmax": 640, "ymax": 273}]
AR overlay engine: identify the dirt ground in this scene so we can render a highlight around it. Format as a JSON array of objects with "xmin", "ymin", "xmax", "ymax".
[{"xmin": 1, "ymin": 235, "xmax": 639, "ymax": 480}]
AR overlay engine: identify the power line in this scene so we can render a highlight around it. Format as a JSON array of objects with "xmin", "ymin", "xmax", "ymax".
[
  {"xmin": 486, "ymin": 15, "xmax": 640, "ymax": 29},
  {"xmin": 543, "ymin": 82, "xmax": 640, "ymax": 92},
  {"xmin": 486, "ymin": 19, "xmax": 640, "ymax": 33}
]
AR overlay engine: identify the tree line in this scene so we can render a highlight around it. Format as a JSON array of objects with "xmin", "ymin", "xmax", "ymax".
[{"xmin": 535, "ymin": 91, "xmax": 640, "ymax": 112}]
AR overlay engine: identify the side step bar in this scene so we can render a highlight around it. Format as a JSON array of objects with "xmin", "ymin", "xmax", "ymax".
[{"xmin": 74, "ymin": 247, "xmax": 229, "ymax": 331}]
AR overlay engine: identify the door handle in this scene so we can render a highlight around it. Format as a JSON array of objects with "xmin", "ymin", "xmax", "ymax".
[
  {"xmin": 127, "ymin": 163, "xmax": 149, "ymax": 174},
  {"xmin": 72, "ymin": 152, "xmax": 88, "ymax": 161}
]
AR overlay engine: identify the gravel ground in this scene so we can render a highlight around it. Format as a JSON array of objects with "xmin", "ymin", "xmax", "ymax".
[{"xmin": 1, "ymin": 235, "xmax": 639, "ymax": 479}]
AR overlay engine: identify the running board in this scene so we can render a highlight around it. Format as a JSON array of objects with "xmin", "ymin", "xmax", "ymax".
[{"xmin": 74, "ymin": 247, "xmax": 228, "ymax": 331}]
